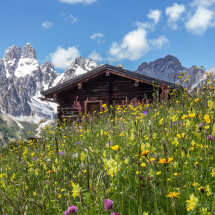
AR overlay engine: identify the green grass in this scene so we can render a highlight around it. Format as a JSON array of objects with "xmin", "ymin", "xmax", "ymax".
[{"xmin": 1, "ymin": 77, "xmax": 215, "ymax": 214}]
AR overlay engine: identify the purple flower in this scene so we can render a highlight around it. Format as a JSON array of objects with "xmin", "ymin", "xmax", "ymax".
[
  {"xmin": 33, "ymin": 157, "xmax": 39, "ymax": 160},
  {"xmin": 105, "ymin": 199, "xmax": 114, "ymax": 210},
  {"xmin": 75, "ymin": 141, "xmax": 81, "ymax": 145},
  {"xmin": 111, "ymin": 213, "xmax": 121, "ymax": 215},
  {"xmin": 147, "ymin": 176, "xmax": 151, "ymax": 181},
  {"xmin": 143, "ymin": 111, "xmax": 148, "ymax": 115},
  {"xmin": 64, "ymin": 205, "xmax": 77, "ymax": 214},
  {"xmin": 139, "ymin": 175, "xmax": 143, "ymax": 180},
  {"xmin": 208, "ymin": 135, "xmax": 215, "ymax": 141},
  {"xmin": 58, "ymin": 151, "xmax": 65, "ymax": 155},
  {"xmin": 107, "ymin": 142, "xmax": 112, "ymax": 147},
  {"xmin": 199, "ymin": 123, "xmax": 204, "ymax": 127}
]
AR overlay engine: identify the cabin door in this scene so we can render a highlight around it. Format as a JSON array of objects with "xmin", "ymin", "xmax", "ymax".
[{"xmin": 86, "ymin": 101, "xmax": 101, "ymax": 114}]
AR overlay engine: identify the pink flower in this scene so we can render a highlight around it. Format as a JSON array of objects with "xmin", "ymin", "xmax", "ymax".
[
  {"xmin": 105, "ymin": 199, "xmax": 114, "ymax": 210},
  {"xmin": 111, "ymin": 213, "xmax": 121, "ymax": 215},
  {"xmin": 64, "ymin": 205, "xmax": 77, "ymax": 214}
]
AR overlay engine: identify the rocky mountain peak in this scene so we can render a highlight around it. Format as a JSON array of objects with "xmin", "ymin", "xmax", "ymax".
[
  {"xmin": 4, "ymin": 45, "xmax": 22, "ymax": 62},
  {"xmin": 136, "ymin": 55, "xmax": 184, "ymax": 83},
  {"xmin": 22, "ymin": 43, "xmax": 36, "ymax": 59},
  {"xmin": 41, "ymin": 61, "xmax": 55, "ymax": 71},
  {"xmin": 67, "ymin": 56, "xmax": 98, "ymax": 71}
]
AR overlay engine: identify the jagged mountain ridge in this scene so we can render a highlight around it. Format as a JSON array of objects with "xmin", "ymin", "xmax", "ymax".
[
  {"xmin": 0, "ymin": 44, "xmax": 98, "ymax": 120},
  {"xmin": 136, "ymin": 55, "xmax": 206, "ymax": 88}
]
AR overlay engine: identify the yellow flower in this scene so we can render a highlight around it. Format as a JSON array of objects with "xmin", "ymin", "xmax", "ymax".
[
  {"xmin": 141, "ymin": 163, "xmax": 146, "ymax": 167},
  {"xmin": 141, "ymin": 150, "xmax": 149, "ymax": 156},
  {"xmin": 186, "ymin": 194, "xmax": 198, "ymax": 211},
  {"xmin": 158, "ymin": 157, "xmax": 173, "ymax": 164},
  {"xmin": 166, "ymin": 192, "xmax": 180, "ymax": 198},
  {"xmin": 111, "ymin": 145, "xmax": 119, "ymax": 150},
  {"xmin": 204, "ymin": 114, "xmax": 210, "ymax": 123},
  {"xmin": 156, "ymin": 171, "xmax": 161, "ymax": 175},
  {"xmin": 102, "ymin": 104, "xmax": 107, "ymax": 108},
  {"xmin": 188, "ymin": 113, "xmax": 195, "ymax": 118},
  {"xmin": 176, "ymin": 133, "xmax": 185, "ymax": 139},
  {"xmin": 57, "ymin": 194, "xmax": 62, "ymax": 198},
  {"xmin": 173, "ymin": 173, "xmax": 178, "ymax": 176},
  {"xmin": 72, "ymin": 183, "xmax": 81, "ymax": 198}
]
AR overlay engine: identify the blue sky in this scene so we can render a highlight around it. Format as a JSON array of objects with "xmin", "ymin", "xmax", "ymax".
[{"xmin": 0, "ymin": 0, "xmax": 215, "ymax": 73}]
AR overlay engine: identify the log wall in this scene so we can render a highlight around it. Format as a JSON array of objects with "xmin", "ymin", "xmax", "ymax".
[{"xmin": 56, "ymin": 71, "xmax": 159, "ymax": 120}]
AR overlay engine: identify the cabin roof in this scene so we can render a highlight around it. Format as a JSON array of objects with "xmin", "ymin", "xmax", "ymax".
[{"xmin": 41, "ymin": 64, "xmax": 181, "ymax": 97}]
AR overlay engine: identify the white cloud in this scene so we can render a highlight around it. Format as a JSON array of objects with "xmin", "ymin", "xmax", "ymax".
[
  {"xmin": 191, "ymin": 0, "xmax": 215, "ymax": 7},
  {"xmin": 166, "ymin": 3, "xmax": 185, "ymax": 29},
  {"xmin": 147, "ymin": 9, "xmax": 162, "ymax": 24},
  {"xmin": 41, "ymin": 21, "xmax": 54, "ymax": 29},
  {"xmin": 69, "ymin": 14, "xmax": 78, "ymax": 23},
  {"xmin": 185, "ymin": 6, "xmax": 215, "ymax": 35},
  {"xmin": 149, "ymin": 36, "xmax": 169, "ymax": 49},
  {"xmin": 109, "ymin": 28, "xmax": 150, "ymax": 61},
  {"xmin": 90, "ymin": 33, "xmax": 104, "ymax": 40},
  {"xmin": 88, "ymin": 50, "xmax": 103, "ymax": 61},
  {"xmin": 109, "ymin": 24, "xmax": 169, "ymax": 61},
  {"xmin": 59, "ymin": 0, "xmax": 97, "ymax": 5},
  {"xmin": 50, "ymin": 46, "xmax": 80, "ymax": 70}
]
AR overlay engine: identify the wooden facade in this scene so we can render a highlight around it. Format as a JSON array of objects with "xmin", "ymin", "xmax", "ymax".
[{"xmin": 41, "ymin": 64, "xmax": 181, "ymax": 121}]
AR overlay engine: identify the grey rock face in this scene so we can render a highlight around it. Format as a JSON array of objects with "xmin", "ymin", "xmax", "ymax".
[
  {"xmin": 57, "ymin": 56, "xmax": 98, "ymax": 84},
  {"xmin": 136, "ymin": 55, "xmax": 205, "ymax": 88},
  {"xmin": 4, "ymin": 46, "xmax": 22, "ymax": 62},
  {"xmin": 136, "ymin": 55, "xmax": 183, "ymax": 83},
  {"xmin": 22, "ymin": 43, "xmax": 36, "ymax": 59},
  {"xmin": 41, "ymin": 62, "xmax": 58, "ymax": 90},
  {"xmin": 0, "ymin": 60, "xmax": 6, "ymax": 77},
  {"xmin": 0, "ymin": 43, "xmax": 59, "ymax": 117},
  {"xmin": 3, "ymin": 46, "xmax": 22, "ymax": 77}
]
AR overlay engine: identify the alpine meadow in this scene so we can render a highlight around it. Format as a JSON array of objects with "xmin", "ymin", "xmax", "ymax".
[{"xmin": 1, "ymin": 71, "xmax": 215, "ymax": 214}]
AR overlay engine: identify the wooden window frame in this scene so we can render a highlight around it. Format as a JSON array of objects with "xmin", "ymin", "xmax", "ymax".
[{"xmin": 84, "ymin": 100, "xmax": 103, "ymax": 113}]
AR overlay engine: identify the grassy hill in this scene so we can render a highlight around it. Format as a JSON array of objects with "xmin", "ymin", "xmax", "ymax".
[{"xmin": 1, "ymin": 77, "xmax": 215, "ymax": 214}]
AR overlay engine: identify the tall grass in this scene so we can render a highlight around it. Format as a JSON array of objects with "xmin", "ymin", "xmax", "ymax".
[{"xmin": 1, "ymin": 75, "xmax": 215, "ymax": 214}]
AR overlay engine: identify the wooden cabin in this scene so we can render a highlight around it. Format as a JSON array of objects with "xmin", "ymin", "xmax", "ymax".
[{"xmin": 41, "ymin": 64, "xmax": 181, "ymax": 121}]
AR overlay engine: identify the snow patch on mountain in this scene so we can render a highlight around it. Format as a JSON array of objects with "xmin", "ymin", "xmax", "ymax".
[{"xmin": 15, "ymin": 58, "xmax": 39, "ymax": 78}]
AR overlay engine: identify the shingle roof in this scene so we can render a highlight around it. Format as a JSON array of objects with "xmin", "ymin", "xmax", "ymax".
[{"xmin": 41, "ymin": 64, "xmax": 181, "ymax": 97}]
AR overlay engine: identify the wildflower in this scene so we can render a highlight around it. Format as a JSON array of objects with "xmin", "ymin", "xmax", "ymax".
[
  {"xmin": 105, "ymin": 199, "xmax": 114, "ymax": 210},
  {"xmin": 166, "ymin": 192, "xmax": 180, "ymax": 198},
  {"xmin": 188, "ymin": 113, "xmax": 195, "ymax": 118},
  {"xmin": 33, "ymin": 157, "xmax": 40, "ymax": 160},
  {"xmin": 72, "ymin": 183, "xmax": 81, "ymax": 198},
  {"xmin": 204, "ymin": 114, "xmax": 210, "ymax": 123},
  {"xmin": 141, "ymin": 150, "xmax": 149, "ymax": 156},
  {"xmin": 199, "ymin": 123, "xmax": 204, "ymax": 127},
  {"xmin": 147, "ymin": 176, "xmax": 152, "ymax": 181},
  {"xmin": 64, "ymin": 205, "xmax": 78, "ymax": 214},
  {"xmin": 186, "ymin": 194, "xmax": 198, "ymax": 212},
  {"xmin": 111, "ymin": 145, "xmax": 119, "ymax": 150},
  {"xmin": 158, "ymin": 157, "xmax": 173, "ymax": 164},
  {"xmin": 58, "ymin": 151, "xmax": 65, "ymax": 155},
  {"xmin": 207, "ymin": 135, "xmax": 215, "ymax": 140},
  {"xmin": 141, "ymin": 163, "xmax": 146, "ymax": 167},
  {"xmin": 176, "ymin": 133, "xmax": 185, "ymax": 139},
  {"xmin": 143, "ymin": 111, "xmax": 148, "ymax": 115},
  {"xmin": 111, "ymin": 213, "xmax": 120, "ymax": 215}
]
